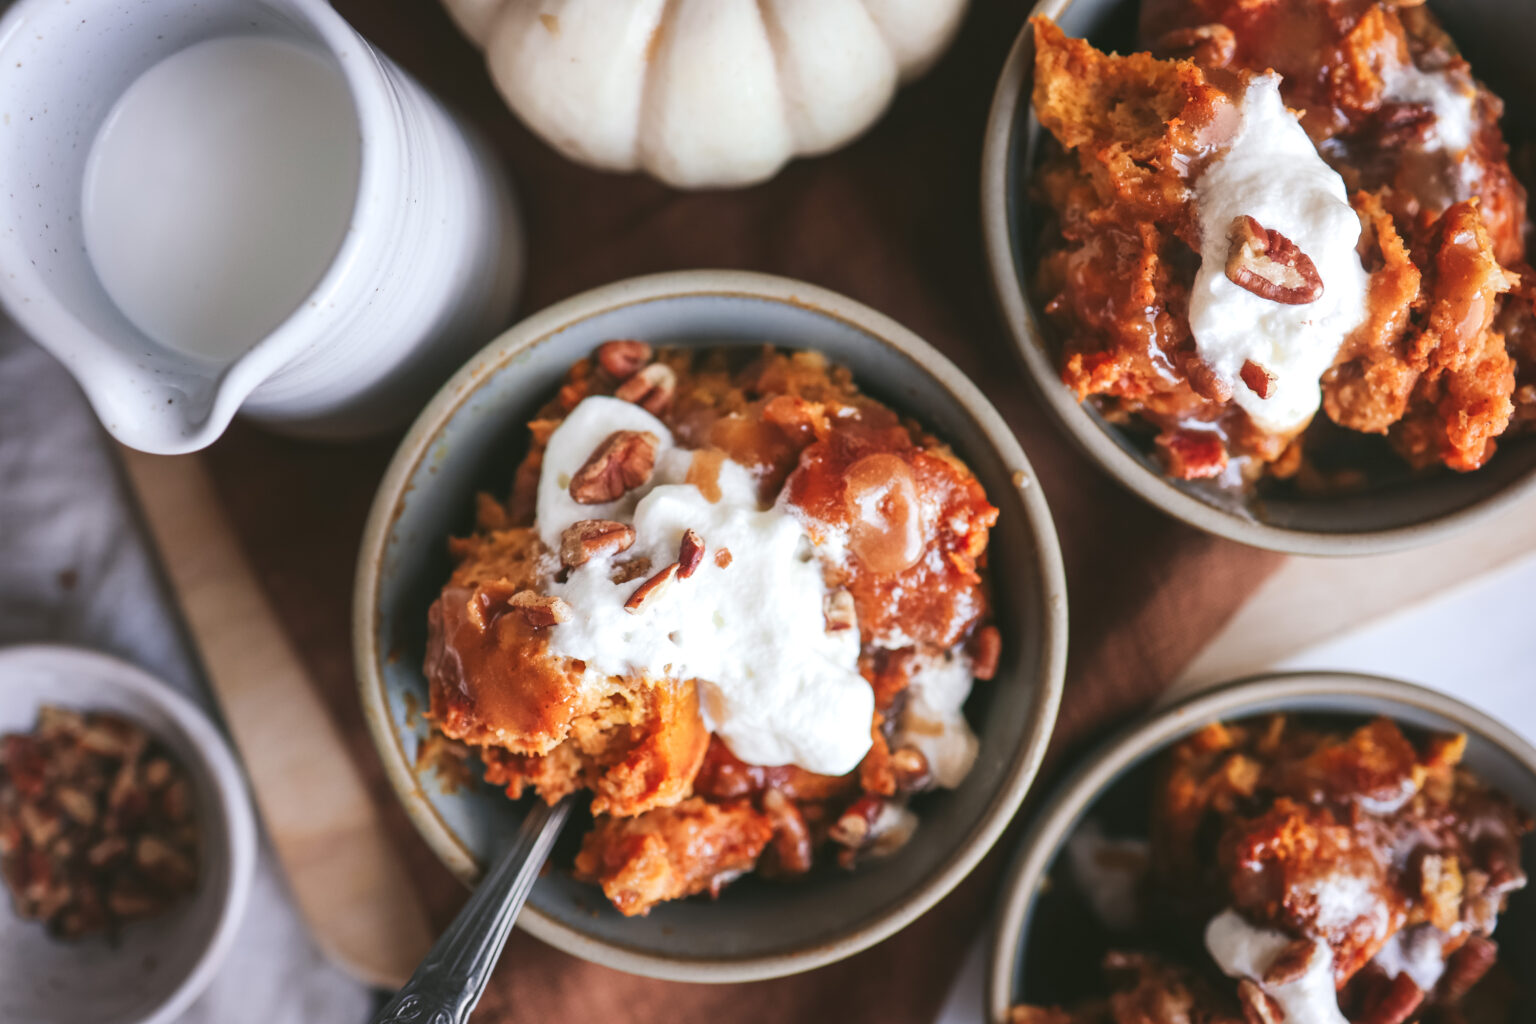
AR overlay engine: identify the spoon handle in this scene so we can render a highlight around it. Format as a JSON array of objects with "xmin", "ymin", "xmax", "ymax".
[{"xmin": 372, "ymin": 798, "xmax": 572, "ymax": 1024}]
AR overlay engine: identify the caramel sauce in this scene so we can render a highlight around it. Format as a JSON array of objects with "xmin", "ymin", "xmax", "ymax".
[
  {"xmin": 426, "ymin": 581, "xmax": 585, "ymax": 754},
  {"xmin": 843, "ymin": 452, "xmax": 925, "ymax": 575},
  {"xmin": 786, "ymin": 413, "xmax": 997, "ymax": 649}
]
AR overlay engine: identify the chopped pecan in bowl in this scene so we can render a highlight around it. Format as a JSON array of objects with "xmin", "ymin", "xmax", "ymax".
[{"xmin": 0, "ymin": 706, "xmax": 201, "ymax": 940}]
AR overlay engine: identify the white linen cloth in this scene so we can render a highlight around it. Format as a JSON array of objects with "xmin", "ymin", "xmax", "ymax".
[{"xmin": 0, "ymin": 323, "xmax": 373, "ymax": 1023}]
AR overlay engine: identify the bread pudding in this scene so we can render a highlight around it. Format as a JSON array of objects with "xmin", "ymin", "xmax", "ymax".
[
  {"xmin": 1030, "ymin": 0, "xmax": 1536, "ymax": 489},
  {"xmin": 424, "ymin": 341, "xmax": 1001, "ymax": 915},
  {"xmin": 1012, "ymin": 715, "xmax": 1530, "ymax": 1024}
]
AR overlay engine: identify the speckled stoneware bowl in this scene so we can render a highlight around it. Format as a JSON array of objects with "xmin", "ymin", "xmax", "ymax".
[
  {"xmin": 0, "ymin": 645, "xmax": 256, "ymax": 1024},
  {"xmin": 988, "ymin": 672, "xmax": 1536, "ymax": 1021},
  {"xmin": 982, "ymin": 0, "xmax": 1536, "ymax": 555},
  {"xmin": 354, "ymin": 270, "xmax": 1068, "ymax": 982}
]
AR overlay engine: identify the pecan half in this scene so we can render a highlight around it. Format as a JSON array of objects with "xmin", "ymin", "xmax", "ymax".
[
  {"xmin": 559, "ymin": 519, "xmax": 636, "ymax": 568},
  {"xmin": 614, "ymin": 363, "xmax": 676, "ymax": 414},
  {"xmin": 1240, "ymin": 359, "xmax": 1278, "ymax": 399},
  {"xmin": 1226, "ymin": 216, "xmax": 1325, "ymax": 305},
  {"xmin": 624, "ymin": 563, "xmax": 678, "ymax": 614},
  {"xmin": 824, "ymin": 588, "xmax": 857, "ymax": 633},
  {"xmin": 595, "ymin": 339, "xmax": 652, "ymax": 379},
  {"xmin": 677, "ymin": 529, "xmax": 705, "ymax": 579},
  {"xmin": 568, "ymin": 430, "xmax": 658, "ymax": 504},
  {"xmin": 970, "ymin": 625, "xmax": 1002, "ymax": 680},
  {"xmin": 509, "ymin": 591, "xmax": 573, "ymax": 629}
]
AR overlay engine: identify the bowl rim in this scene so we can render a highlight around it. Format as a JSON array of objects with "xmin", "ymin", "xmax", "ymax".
[
  {"xmin": 351, "ymin": 268, "xmax": 1069, "ymax": 983},
  {"xmin": 0, "ymin": 643, "xmax": 257, "ymax": 1024},
  {"xmin": 985, "ymin": 669, "xmax": 1536, "ymax": 1021},
  {"xmin": 980, "ymin": 1, "xmax": 1536, "ymax": 556}
]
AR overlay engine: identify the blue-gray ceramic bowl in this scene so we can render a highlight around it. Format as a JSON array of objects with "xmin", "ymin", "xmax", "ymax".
[
  {"xmin": 989, "ymin": 672, "xmax": 1536, "ymax": 1019},
  {"xmin": 982, "ymin": 0, "xmax": 1536, "ymax": 555},
  {"xmin": 354, "ymin": 270, "xmax": 1068, "ymax": 981}
]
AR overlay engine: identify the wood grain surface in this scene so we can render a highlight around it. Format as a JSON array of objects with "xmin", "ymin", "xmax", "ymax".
[
  {"xmin": 120, "ymin": 450, "xmax": 434, "ymax": 988},
  {"xmin": 195, "ymin": 1, "xmax": 1285, "ymax": 1020}
]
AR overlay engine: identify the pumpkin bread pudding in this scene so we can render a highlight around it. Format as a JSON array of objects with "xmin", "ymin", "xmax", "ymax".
[
  {"xmin": 425, "ymin": 342, "xmax": 1000, "ymax": 915},
  {"xmin": 1031, "ymin": 0, "xmax": 1536, "ymax": 489},
  {"xmin": 1013, "ymin": 715, "xmax": 1531, "ymax": 1024}
]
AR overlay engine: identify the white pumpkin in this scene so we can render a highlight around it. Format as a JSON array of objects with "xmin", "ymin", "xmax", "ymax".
[{"xmin": 442, "ymin": 0, "xmax": 969, "ymax": 188}]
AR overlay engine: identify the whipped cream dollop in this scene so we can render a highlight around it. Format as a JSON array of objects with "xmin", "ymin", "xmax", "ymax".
[
  {"xmin": 893, "ymin": 649, "xmax": 980, "ymax": 788},
  {"xmin": 1190, "ymin": 74, "xmax": 1370, "ymax": 434},
  {"xmin": 1205, "ymin": 908, "xmax": 1349, "ymax": 1024},
  {"xmin": 535, "ymin": 397, "xmax": 874, "ymax": 776},
  {"xmin": 1066, "ymin": 820, "xmax": 1150, "ymax": 932},
  {"xmin": 1382, "ymin": 60, "xmax": 1478, "ymax": 156},
  {"xmin": 1373, "ymin": 924, "xmax": 1452, "ymax": 993}
]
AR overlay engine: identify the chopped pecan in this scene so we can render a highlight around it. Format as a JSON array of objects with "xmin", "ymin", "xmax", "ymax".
[
  {"xmin": 610, "ymin": 557, "xmax": 653, "ymax": 585},
  {"xmin": 509, "ymin": 591, "xmax": 572, "ymax": 629},
  {"xmin": 1226, "ymin": 215, "xmax": 1325, "ymax": 305},
  {"xmin": 714, "ymin": 547, "xmax": 733, "ymax": 569},
  {"xmin": 1236, "ymin": 980, "xmax": 1284, "ymax": 1024},
  {"xmin": 559, "ymin": 519, "xmax": 636, "ymax": 568},
  {"xmin": 595, "ymin": 339, "xmax": 652, "ymax": 379},
  {"xmin": 1156, "ymin": 428, "xmax": 1228, "ymax": 480},
  {"xmin": 54, "ymin": 787, "xmax": 96, "ymax": 827},
  {"xmin": 1241, "ymin": 359, "xmax": 1278, "ymax": 400},
  {"xmin": 889, "ymin": 747, "xmax": 933, "ymax": 793},
  {"xmin": 970, "ymin": 625, "xmax": 1002, "ymax": 680},
  {"xmin": 1263, "ymin": 939, "xmax": 1316, "ymax": 986},
  {"xmin": 136, "ymin": 834, "xmax": 197, "ymax": 889},
  {"xmin": 677, "ymin": 529, "xmax": 705, "ymax": 579},
  {"xmin": 624, "ymin": 563, "xmax": 679, "ymax": 614},
  {"xmin": 1358, "ymin": 973, "xmax": 1423, "ymax": 1024},
  {"xmin": 760, "ymin": 789, "xmax": 813, "ymax": 877},
  {"xmin": 823, "ymin": 588, "xmax": 857, "ymax": 633},
  {"xmin": 1439, "ymin": 935, "xmax": 1497, "ymax": 1003},
  {"xmin": 568, "ymin": 430, "xmax": 658, "ymax": 504},
  {"xmin": 614, "ymin": 363, "xmax": 676, "ymax": 415},
  {"xmin": 0, "ymin": 707, "xmax": 200, "ymax": 939},
  {"xmin": 829, "ymin": 794, "xmax": 887, "ymax": 850},
  {"xmin": 1368, "ymin": 102, "xmax": 1437, "ymax": 150}
]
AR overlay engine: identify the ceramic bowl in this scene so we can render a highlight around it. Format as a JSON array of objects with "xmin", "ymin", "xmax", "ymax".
[
  {"xmin": 0, "ymin": 644, "xmax": 256, "ymax": 1024},
  {"xmin": 354, "ymin": 269, "xmax": 1068, "ymax": 981},
  {"xmin": 988, "ymin": 672, "xmax": 1536, "ymax": 1020},
  {"xmin": 981, "ymin": 0, "xmax": 1536, "ymax": 555}
]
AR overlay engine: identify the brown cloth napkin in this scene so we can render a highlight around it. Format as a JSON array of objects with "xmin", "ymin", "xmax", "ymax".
[{"xmin": 201, "ymin": 0, "xmax": 1286, "ymax": 1020}]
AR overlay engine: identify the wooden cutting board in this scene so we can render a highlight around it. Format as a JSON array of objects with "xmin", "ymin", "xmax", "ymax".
[{"xmin": 120, "ymin": 447, "xmax": 434, "ymax": 989}]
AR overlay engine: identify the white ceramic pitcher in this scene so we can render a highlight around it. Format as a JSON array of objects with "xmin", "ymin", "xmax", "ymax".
[{"xmin": 0, "ymin": 0, "xmax": 523, "ymax": 454}]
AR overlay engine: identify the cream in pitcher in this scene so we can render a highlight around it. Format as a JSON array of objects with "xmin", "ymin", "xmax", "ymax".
[
  {"xmin": 0, "ymin": 0, "xmax": 524, "ymax": 454},
  {"xmin": 83, "ymin": 36, "xmax": 361, "ymax": 364}
]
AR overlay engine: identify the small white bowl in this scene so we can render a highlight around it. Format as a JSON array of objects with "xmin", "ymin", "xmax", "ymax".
[{"xmin": 0, "ymin": 644, "xmax": 256, "ymax": 1024}]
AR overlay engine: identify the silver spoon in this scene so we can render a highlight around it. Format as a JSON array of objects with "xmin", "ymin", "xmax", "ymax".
[{"xmin": 372, "ymin": 798, "xmax": 572, "ymax": 1024}]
